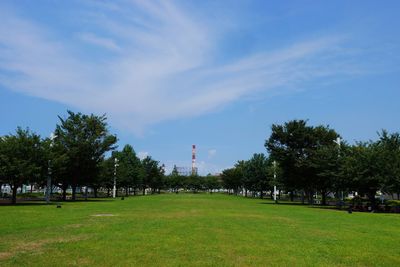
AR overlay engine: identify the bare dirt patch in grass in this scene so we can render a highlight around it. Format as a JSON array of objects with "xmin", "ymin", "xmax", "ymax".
[
  {"xmin": 91, "ymin": 213, "xmax": 116, "ymax": 217},
  {"xmin": 0, "ymin": 235, "xmax": 89, "ymax": 261},
  {"xmin": 64, "ymin": 223, "xmax": 83, "ymax": 229},
  {"xmin": 0, "ymin": 252, "xmax": 12, "ymax": 260}
]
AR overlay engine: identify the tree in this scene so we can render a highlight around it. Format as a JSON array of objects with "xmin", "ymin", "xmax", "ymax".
[
  {"xmin": 0, "ymin": 128, "xmax": 45, "ymax": 204},
  {"xmin": 53, "ymin": 111, "xmax": 117, "ymax": 200},
  {"xmin": 166, "ymin": 165, "xmax": 183, "ymax": 193},
  {"xmin": 221, "ymin": 167, "xmax": 242, "ymax": 195},
  {"xmin": 98, "ymin": 157, "xmax": 115, "ymax": 197},
  {"xmin": 204, "ymin": 174, "xmax": 221, "ymax": 193},
  {"xmin": 309, "ymin": 144, "xmax": 342, "ymax": 205},
  {"xmin": 342, "ymin": 142, "xmax": 385, "ymax": 210},
  {"xmin": 246, "ymin": 154, "xmax": 270, "ymax": 198},
  {"xmin": 141, "ymin": 156, "xmax": 164, "ymax": 194},
  {"xmin": 185, "ymin": 174, "xmax": 202, "ymax": 193},
  {"xmin": 266, "ymin": 120, "xmax": 310, "ymax": 200},
  {"xmin": 236, "ymin": 160, "xmax": 251, "ymax": 197},
  {"xmin": 265, "ymin": 120, "xmax": 339, "ymax": 203},
  {"xmin": 114, "ymin": 145, "xmax": 143, "ymax": 196},
  {"xmin": 266, "ymin": 120, "xmax": 340, "ymax": 203},
  {"xmin": 377, "ymin": 130, "xmax": 400, "ymax": 199}
]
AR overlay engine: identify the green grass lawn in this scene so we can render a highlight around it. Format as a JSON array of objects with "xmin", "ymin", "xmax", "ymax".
[{"xmin": 1, "ymin": 194, "xmax": 399, "ymax": 266}]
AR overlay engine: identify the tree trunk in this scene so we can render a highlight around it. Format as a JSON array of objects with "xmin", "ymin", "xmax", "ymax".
[
  {"xmin": 301, "ymin": 191, "xmax": 305, "ymax": 204},
  {"xmin": 368, "ymin": 190, "xmax": 377, "ymax": 211},
  {"xmin": 93, "ymin": 187, "xmax": 98, "ymax": 198},
  {"xmin": 107, "ymin": 187, "xmax": 110, "ymax": 197},
  {"xmin": 11, "ymin": 184, "xmax": 18, "ymax": 204},
  {"xmin": 30, "ymin": 184, "xmax": 33, "ymax": 193},
  {"xmin": 321, "ymin": 190, "xmax": 327, "ymax": 206},
  {"xmin": 245, "ymin": 189, "xmax": 248, "ymax": 197},
  {"xmin": 125, "ymin": 187, "xmax": 129, "ymax": 196},
  {"xmin": 72, "ymin": 185, "xmax": 77, "ymax": 201},
  {"xmin": 309, "ymin": 191, "xmax": 313, "ymax": 205},
  {"xmin": 85, "ymin": 187, "xmax": 88, "ymax": 201},
  {"xmin": 62, "ymin": 185, "xmax": 67, "ymax": 201},
  {"xmin": 290, "ymin": 191, "xmax": 294, "ymax": 201},
  {"xmin": 142, "ymin": 187, "xmax": 146, "ymax": 195}
]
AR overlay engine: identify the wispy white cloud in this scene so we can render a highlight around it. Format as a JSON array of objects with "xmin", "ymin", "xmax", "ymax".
[
  {"xmin": 0, "ymin": 0, "xmax": 365, "ymax": 135},
  {"xmin": 77, "ymin": 32, "xmax": 121, "ymax": 51}
]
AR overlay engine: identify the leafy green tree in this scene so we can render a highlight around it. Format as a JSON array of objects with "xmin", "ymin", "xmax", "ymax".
[
  {"xmin": 266, "ymin": 120, "xmax": 339, "ymax": 203},
  {"xmin": 309, "ymin": 144, "xmax": 342, "ymax": 205},
  {"xmin": 236, "ymin": 160, "xmax": 252, "ymax": 197},
  {"xmin": 245, "ymin": 153, "xmax": 270, "ymax": 198},
  {"xmin": 266, "ymin": 120, "xmax": 310, "ymax": 200},
  {"xmin": 166, "ymin": 165, "xmax": 183, "ymax": 193},
  {"xmin": 98, "ymin": 157, "xmax": 115, "ymax": 197},
  {"xmin": 141, "ymin": 156, "xmax": 164, "ymax": 194},
  {"xmin": 204, "ymin": 174, "xmax": 221, "ymax": 193},
  {"xmin": 114, "ymin": 145, "xmax": 143, "ymax": 196},
  {"xmin": 342, "ymin": 142, "xmax": 385, "ymax": 210},
  {"xmin": 377, "ymin": 130, "xmax": 400, "ymax": 199},
  {"xmin": 184, "ymin": 174, "xmax": 202, "ymax": 193},
  {"xmin": 221, "ymin": 167, "xmax": 242, "ymax": 194},
  {"xmin": 0, "ymin": 128, "xmax": 45, "ymax": 204},
  {"xmin": 53, "ymin": 111, "xmax": 117, "ymax": 200}
]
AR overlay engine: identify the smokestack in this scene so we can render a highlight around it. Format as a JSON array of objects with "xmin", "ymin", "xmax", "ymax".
[{"xmin": 192, "ymin": 144, "xmax": 196, "ymax": 175}]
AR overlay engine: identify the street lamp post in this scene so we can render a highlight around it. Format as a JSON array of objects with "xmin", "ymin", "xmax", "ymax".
[
  {"xmin": 46, "ymin": 160, "xmax": 51, "ymax": 204},
  {"xmin": 273, "ymin": 160, "xmax": 277, "ymax": 204},
  {"xmin": 333, "ymin": 137, "xmax": 343, "ymax": 202},
  {"xmin": 46, "ymin": 133, "xmax": 56, "ymax": 204},
  {"xmin": 113, "ymin": 158, "xmax": 119, "ymax": 198}
]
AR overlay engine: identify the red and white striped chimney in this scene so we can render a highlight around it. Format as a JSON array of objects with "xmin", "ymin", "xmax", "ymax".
[{"xmin": 192, "ymin": 144, "xmax": 196, "ymax": 175}]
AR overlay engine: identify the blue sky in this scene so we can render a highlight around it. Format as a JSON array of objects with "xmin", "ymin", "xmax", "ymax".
[{"xmin": 0, "ymin": 0, "xmax": 399, "ymax": 174}]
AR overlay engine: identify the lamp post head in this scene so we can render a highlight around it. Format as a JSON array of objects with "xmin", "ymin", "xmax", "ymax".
[
  {"xmin": 114, "ymin": 157, "xmax": 119, "ymax": 167},
  {"xmin": 49, "ymin": 132, "xmax": 57, "ymax": 147},
  {"xmin": 334, "ymin": 137, "xmax": 341, "ymax": 146}
]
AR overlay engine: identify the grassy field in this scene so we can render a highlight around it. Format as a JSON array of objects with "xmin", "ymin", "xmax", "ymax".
[{"xmin": 1, "ymin": 194, "xmax": 399, "ymax": 266}]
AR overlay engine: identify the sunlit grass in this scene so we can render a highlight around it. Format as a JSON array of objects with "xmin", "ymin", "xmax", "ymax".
[{"xmin": 1, "ymin": 194, "xmax": 399, "ymax": 266}]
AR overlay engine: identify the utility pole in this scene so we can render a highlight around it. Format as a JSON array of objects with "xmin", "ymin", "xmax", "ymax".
[{"xmin": 113, "ymin": 157, "xmax": 118, "ymax": 198}]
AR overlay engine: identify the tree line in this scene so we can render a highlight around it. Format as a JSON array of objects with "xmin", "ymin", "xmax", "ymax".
[
  {"xmin": 0, "ymin": 111, "xmax": 157, "ymax": 203},
  {"xmin": 221, "ymin": 120, "xmax": 400, "ymax": 209},
  {"xmin": 2, "ymin": 114, "xmax": 399, "ymax": 208},
  {"xmin": 0, "ymin": 110, "xmax": 222, "ymax": 204}
]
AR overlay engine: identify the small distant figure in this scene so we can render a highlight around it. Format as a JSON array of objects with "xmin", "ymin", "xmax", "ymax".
[
  {"xmin": 56, "ymin": 204, "xmax": 62, "ymax": 208},
  {"xmin": 348, "ymin": 205, "xmax": 352, "ymax": 214}
]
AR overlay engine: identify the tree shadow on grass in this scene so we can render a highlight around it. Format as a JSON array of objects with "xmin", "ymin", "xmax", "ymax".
[
  {"xmin": 258, "ymin": 201, "xmax": 308, "ymax": 206},
  {"xmin": 258, "ymin": 201, "xmax": 351, "ymax": 212},
  {"xmin": 0, "ymin": 198, "xmax": 114, "ymax": 206}
]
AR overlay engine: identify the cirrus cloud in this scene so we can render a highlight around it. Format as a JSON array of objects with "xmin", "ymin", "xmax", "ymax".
[{"xmin": 0, "ymin": 0, "xmax": 366, "ymax": 135}]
